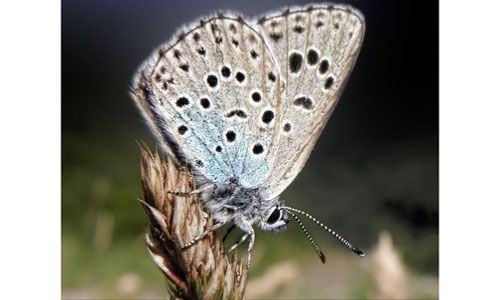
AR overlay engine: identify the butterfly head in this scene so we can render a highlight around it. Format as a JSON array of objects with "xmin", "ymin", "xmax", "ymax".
[{"xmin": 258, "ymin": 201, "xmax": 289, "ymax": 232}]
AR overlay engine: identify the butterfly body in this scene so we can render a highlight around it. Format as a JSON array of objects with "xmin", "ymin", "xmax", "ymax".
[
  {"xmin": 132, "ymin": 3, "xmax": 365, "ymax": 264},
  {"xmin": 200, "ymin": 180, "xmax": 286, "ymax": 232}
]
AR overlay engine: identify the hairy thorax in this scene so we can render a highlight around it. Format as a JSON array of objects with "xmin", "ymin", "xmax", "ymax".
[{"xmin": 200, "ymin": 179, "xmax": 277, "ymax": 226}]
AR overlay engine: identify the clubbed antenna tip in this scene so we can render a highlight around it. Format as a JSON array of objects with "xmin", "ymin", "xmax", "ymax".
[
  {"xmin": 353, "ymin": 247, "xmax": 365, "ymax": 257},
  {"xmin": 319, "ymin": 250, "xmax": 326, "ymax": 263}
]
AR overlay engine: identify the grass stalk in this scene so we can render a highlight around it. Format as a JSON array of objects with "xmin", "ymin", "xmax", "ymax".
[{"xmin": 138, "ymin": 147, "xmax": 247, "ymax": 299}]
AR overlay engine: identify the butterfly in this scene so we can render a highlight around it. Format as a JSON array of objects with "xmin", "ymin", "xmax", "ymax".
[{"xmin": 131, "ymin": 3, "xmax": 365, "ymax": 267}]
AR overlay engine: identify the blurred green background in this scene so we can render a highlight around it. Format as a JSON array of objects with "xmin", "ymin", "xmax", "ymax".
[{"xmin": 62, "ymin": 0, "xmax": 438, "ymax": 298}]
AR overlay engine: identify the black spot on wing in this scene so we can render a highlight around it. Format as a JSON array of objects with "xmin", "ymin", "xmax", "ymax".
[
  {"xmin": 195, "ymin": 159, "xmax": 204, "ymax": 167},
  {"xmin": 289, "ymin": 53, "xmax": 303, "ymax": 73},
  {"xmin": 173, "ymin": 49, "xmax": 181, "ymax": 59},
  {"xmin": 197, "ymin": 47, "xmax": 206, "ymax": 56},
  {"xmin": 252, "ymin": 144, "xmax": 264, "ymax": 154},
  {"xmin": 176, "ymin": 97, "xmax": 189, "ymax": 107},
  {"xmin": 284, "ymin": 123, "xmax": 291, "ymax": 132},
  {"xmin": 206, "ymin": 74, "xmax": 218, "ymax": 88},
  {"xmin": 226, "ymin": 109, "xmax": 248, "ymax": 119},
  {"xmin": 268, "ymin": 72, "xmax": 276, "ymax": 82},
  {"xmin": 200, "ymin": 98, "xmax": 210, "ymax": 109},
  {"xmin": 307, "ymin": 49, "xmax": 319, "ymax": 66},
  {"xmin": 269, "ymin": 32, "xmax": 283, "ymax": 42},
  {"xmin": 251, "ymin": 92, "xmax": 261, "ymax": 102},
  {"xmin": 226, "ymin": 130, "xmax": 236, "ymax": 142},
  {"xmin": 293, "ymin": 26, "xmax": 304, "ymax": 33},
  {"xmin": 177, "ymin": 125, "xmax": 188, "ymax": 135},
  {"xmin": 262, "ymin": 110, "xmax": 274, "ymax": 123},
  {"xmin": 221, "ymin": 66, "xmax": 231, "ymax": 78},
  {"xmin": 235, "ymin": 72, "xmax": 245, "ymax": 83},
  {"xmin": 324, "ymin": 76, "xmax": 335, "ymax": 89},
  {"xmin": 250, "ymin": 50, "xmax": 258, "ymax": 59},
  {"xmin": 193, "ymin": 32, "xmax": 200, "ymax": 42},
  {"xmin": 293, "ymin": 96, "xmax": 313, "ymax": 110},
  {"xmin": 319, "ymin": 59, "xmax": 329, "ymax": 74}
]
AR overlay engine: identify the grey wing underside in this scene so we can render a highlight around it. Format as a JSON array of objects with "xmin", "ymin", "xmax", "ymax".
[
  {"xmin": 254, "ymin": 4, "xmax": 365, "ymax": 200},
  {"xmin": 131, "ymin": 14, "xmax": 282, "ymax": 187},
  {"xmin": 130, "ymin": 5, "xmax": 364, "ymax": 196}
]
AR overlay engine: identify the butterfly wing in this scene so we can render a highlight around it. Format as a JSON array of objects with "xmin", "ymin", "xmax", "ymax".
[
  {"xmin": 255, "ymin": 4, "xmax": 365, "ymax": 199},
  {"xmin": 131, "ymin": 15, "xmax": 282, "ymax": 186}
]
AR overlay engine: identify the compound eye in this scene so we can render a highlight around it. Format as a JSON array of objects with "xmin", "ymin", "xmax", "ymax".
[{"xmin": 267, "ymin": 208, "xmax": 281, "ymax": 224}]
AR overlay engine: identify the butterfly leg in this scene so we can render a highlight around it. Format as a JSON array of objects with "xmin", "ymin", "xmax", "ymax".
[
  {"xmin": 237, "ymin": 218, "xmax": 256, "ymax": 268},
  {"xmin": 181, "ymin": 221, "xmax": 225, "ymax": 249},
  {"xmin": 224, "ymin": 234, "xmax": 249, "ymax": 254},
  {"xmin": 247, "ymin": 226, "xmax": 256, "ymax": 268},
  {"xmin": 167, "ymin": 183, "xmax": 214, "ymax": 197},
  {"xmin": 222, "ymin": 224, "xmax": 237, "ymax": 242}
]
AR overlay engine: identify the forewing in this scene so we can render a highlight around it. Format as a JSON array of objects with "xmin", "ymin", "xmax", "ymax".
[
  {"xmin": 131, "ymin": 15, "xmax": 281, "ymax": 186},
  {"xmin": 255, "ymin": 4, "xmax": 365, "ymax": 199}
]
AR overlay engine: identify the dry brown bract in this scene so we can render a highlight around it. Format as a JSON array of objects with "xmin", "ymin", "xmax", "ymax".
[{"xmin": 139, "ymin": 147, "xmax": 247, "ymax": 299}]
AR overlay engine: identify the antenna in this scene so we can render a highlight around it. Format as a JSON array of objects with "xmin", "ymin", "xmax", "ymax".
[
  {"xmin": 283, "ymin": 206, "xmax": 365, "ymax": 257},
  {"xmin": 285, "ymin": 209, "xmax": 326, "ymax": 263}
]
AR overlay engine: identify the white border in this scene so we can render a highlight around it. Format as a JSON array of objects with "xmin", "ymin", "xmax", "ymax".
[
  {"xmin": 0, "ymin": 1, "xmax": 60, "ymax": 298},
  {"xmin": 441, "ymin": 0, "xmax": 500, "ymax": 299},
  {"xmin": 2, "ymin": 0, "xmax": 500, "ymax": 298}
]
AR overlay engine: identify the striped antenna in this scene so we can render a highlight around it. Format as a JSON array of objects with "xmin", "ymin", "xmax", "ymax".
[
  {"xmin": 285, "ymin": 209, "xmax": 326, "ymax": 263},
  {"xmin": 283, "ymin": 206, "xmax": 365, "ymax": 257}
]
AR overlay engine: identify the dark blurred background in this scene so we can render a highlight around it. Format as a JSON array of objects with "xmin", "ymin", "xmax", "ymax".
[{"xmin": 62, "ymin": 0, "xmax": 438, "ymax": 298}]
